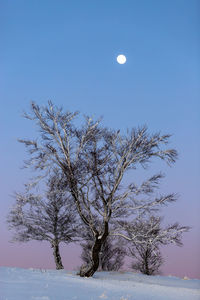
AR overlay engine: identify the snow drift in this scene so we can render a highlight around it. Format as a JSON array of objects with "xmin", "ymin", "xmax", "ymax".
[{"xmin": 0, "ymin": 267, "xmax": 200, "ymax": 300}]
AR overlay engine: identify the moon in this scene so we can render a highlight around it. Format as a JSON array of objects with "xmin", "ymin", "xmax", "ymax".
[{"xmin": 117, "ymin": 54, "xmax": 126, "ymax": 64}]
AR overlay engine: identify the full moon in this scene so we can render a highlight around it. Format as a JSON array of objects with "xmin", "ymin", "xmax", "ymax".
[{"xmin": 117, "ymin": 54, "xmax": 126, "ymax": 64}]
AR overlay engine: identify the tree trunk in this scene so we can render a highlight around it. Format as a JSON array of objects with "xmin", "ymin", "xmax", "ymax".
[
  {"xmin": 79, "ymin": 223, "xmax": 109, "ymax": 277},
  {"xmin": 144, "ymin": 249, "xmax": 150, "ymax": 275},
  {"xmin": 52, "ymin": 241, "xmax": 64, "ymax": 270}
]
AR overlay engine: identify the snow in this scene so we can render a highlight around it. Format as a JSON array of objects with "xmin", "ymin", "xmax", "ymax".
[{"xmin": 0, "ymin": 267, "xmax": 200, "ymax": 300}]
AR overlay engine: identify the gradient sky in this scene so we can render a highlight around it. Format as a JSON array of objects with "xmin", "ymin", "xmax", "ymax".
[{"xmin": 0, "ymin": 0, "xmax": 199, "ymax": 278}]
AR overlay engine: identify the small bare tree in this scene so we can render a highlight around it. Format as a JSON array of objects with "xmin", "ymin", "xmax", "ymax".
[
  {"xmin": 130, "ymin": 245, "xmax": 163, "ymax": 276},
  {"xmin": 80, "ymin": 231, "xmax": 126, "ymax": 272},
  {"xmin": 100, "ymin": 238, "xmax": 126, "ymax": 272},
  {"xmin": 7, "ymin": 170, "xmax": 78, "ymax": 269},
  {"xmin": 124, "ymin": 216, "xmax": 190, "ymax": 275},
  {"xmin": 19, "ymin": 101, "xmax": 178, "ymax": 277}
]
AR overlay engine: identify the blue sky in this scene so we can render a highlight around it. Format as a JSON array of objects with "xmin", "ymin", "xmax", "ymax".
[{"xmin": 0, "ymin": 0, "xmax": 199, "ymax": 277}]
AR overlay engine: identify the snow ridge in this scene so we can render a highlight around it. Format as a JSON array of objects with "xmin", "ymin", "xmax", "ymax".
[{"xmin": 0, "ymin": 267, "xmax": 200, "ymax": 300}]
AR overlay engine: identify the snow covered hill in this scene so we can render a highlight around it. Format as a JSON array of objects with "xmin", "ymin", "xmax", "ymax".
[{"xmin": 0, "ymin": 267, "xmax": 200, "ymax": 300}]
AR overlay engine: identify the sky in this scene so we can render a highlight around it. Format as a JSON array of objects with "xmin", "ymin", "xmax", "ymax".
[{"xmin": 0, "ymin": 0, "xmax": 199, "ymax": 278}]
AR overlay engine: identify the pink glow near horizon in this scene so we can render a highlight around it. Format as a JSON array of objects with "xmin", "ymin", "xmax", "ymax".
[{"xmin": 1, "ymin": 231, "xmax": 200, "ymax": 279}]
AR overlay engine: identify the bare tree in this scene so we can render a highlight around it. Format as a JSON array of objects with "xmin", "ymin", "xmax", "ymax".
[
  {"xmin": 80, "ymin": 231, "xmax": 126, "ymax": 272},
  {"xmin": 130, "ymin": 246, "xmax": 163, "ymax": 276},
  {"xmin": 7, "ymin": 170, "xmax": 78, "ymax": 270},
  {"xmin": 100, "ymin": 238, "xmax": 126, "ymax": 272},
  {"xmin": 124, "ymin": 216, "xmax": 190, "ymax": 275},
  {"xmin": 19, "ymin": 101, "xmax": 178, "ymax": 277}
]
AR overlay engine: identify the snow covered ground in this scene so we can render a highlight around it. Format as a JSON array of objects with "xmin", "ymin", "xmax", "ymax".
[{"xmin": 0, "ymin": 267, "xmax": 200, "ymax": 300}]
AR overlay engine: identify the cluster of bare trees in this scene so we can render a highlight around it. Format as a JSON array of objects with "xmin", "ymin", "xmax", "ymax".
[{"xmin": 7, "ymin": 102, "xmax": 189, "ymax": 276}]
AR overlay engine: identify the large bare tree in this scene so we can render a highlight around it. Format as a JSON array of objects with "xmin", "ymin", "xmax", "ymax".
[
  {"xmin": 19, "ymin": 101, "xmax": 178, "ymax": 277},
  {"xmin": 7, "ymin": 169, "xmax": 78, "ymax": 269}
]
